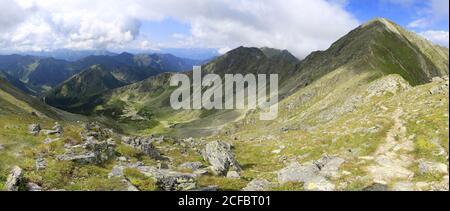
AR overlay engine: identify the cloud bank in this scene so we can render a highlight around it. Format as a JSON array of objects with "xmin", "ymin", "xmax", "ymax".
[{"xmin": 0, "ymin": 0, "xmax": 361, "ymax": 58}]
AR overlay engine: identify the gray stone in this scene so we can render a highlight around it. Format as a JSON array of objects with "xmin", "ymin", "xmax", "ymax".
[
  {"xmin": 243, "ymin": 179, "xmax": 274, "ymax": 191},
  {"xmin": 418, "ymin": 160, "xmax": 448, "ymax": 175},
  {"xmin": 157, "ymin": 162, "xmax": 170, "ymax": 170},
  {"xmin": 57, "ymin": 139, "xmax": 116, "ymax": 165},
  {"xmin": 277, "ymin": 162, "xmax": 320, "ymax": 184},
  {"xmin": 193, "ymin": 169, "xmax": 209, "ymax": 176},
  {"xmin": 0, "ymin": 144, "xmax": 4, "ymax": 150},
  {"xmin": 5, "ymin": 166, "xmax": 23, "ymax": 191},
  {"xmin": 303, "ymin": 176, "xmax": 335, "ymax": 191},
  {"xmin": 226, "ymin": 171, "xmax": 240, "ymax": 179},
  {"xmin": 26, "ymin": 182, "xmax": 42, "ymax": 191},
  {"xmin": 122, "ymin": 136, "xmax": 165, "ymax": 160},
  {"xmin": 122, "ymin": 179, "xmax": 139, "ymax": 191},
  {"xmin": 28, "ymin": 124, "xmax": 41, "ymax": 136},
  {"xmin": 363, "ymin": 183, "xmax": 388, "ymax": 191},
  {"xmin": 41, "ymin": 122, "xmax": 64, "ymax": 136},
  {"xmin": 44, "ymin": 138, "xmax": 56, "ymax": 144},
  {"xmin": 315, "ymin": 156, "xmax": 346, "ymax": 178},
  {"xmin": 36, "ymin": 158, "xmax": 47, "ymax": 171},
  {"xmin": 392, "ymin": 182, "xmax": 414, "ymax": 191},
  {"xmin": 108, "ymin": 165, "xmax": 126, "ymax": 178},
  {"xmin": 179, "ymin": 162, "xmax": 203, "ymax": 171},
  {"xmin": 202, "ymin": 141, "xmax": 242, "ymax": 176},
  {"xmin": 277, "ymin": 156, "xmax": 344, "ymax": 191},
  {"xmin": 191, "ymin": 186, "xmax": 218, "ymax": 191}
]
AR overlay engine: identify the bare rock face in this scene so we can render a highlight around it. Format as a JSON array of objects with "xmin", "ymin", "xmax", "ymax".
[
  {"xmin": 122, "ymin": 136, "xmax": 165, "ymax": 160},
  {"xmin": 28, "ymin": 124, "xmax": 41, "ymax": 136},
  {"xmin": 5, "ymin": 166, "xmax": 24, "ymax": 191},
  {"xmin": 202, "ymin": 141, "xmax": 242, "ymax": 176}
]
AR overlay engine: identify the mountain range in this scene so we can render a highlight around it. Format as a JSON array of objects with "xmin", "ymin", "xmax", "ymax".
[{"xmin": 0, "ymin": 52, "xmax": 202, "ymax": 95}]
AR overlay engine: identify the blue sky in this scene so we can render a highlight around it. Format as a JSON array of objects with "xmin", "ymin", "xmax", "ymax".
[
  {"xmin": 346, "ymin": 0, "xmax": 449, "ymax": 30},
  {"xmin": 0, "ymin": 0, "xmax": 448, "ymax": 58}
]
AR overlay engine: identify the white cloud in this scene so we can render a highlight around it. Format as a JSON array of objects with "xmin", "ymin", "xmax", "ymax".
[
  {"xmin": 0, "ymin": 0, "xmax": 29, "ymax": 32},
  {"xmin": 0, "ymin": 0, "xmax": 359, "ymax": 58},
  {"xmin": 408, "ymin": 0, "xmax": 449, "ymax": 29},
  {"xmin": 419, "ymin": 30, "xmax": 449, "ymax": 47}
]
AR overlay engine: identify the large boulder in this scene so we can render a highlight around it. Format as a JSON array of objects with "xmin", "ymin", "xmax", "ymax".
[
  {"xmin": 314, "ymin": 156, "xmax": 346, "ymax": 178},
  {"xmin": 277, "ymin": 162, "xmax": 319, "ymax": 184},
  {"xmin": 277, "ymin": 156, "xmax": 345, "ymax": 191},
  {"xmin": 202, "ymin": 141, "xmax": 242, "ymax": 176},
  {"xmin": 5, "ymin": 166, "xmax": 24, "ymax": 191}
]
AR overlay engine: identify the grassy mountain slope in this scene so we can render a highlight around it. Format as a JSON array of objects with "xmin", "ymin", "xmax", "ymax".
[
  {"xmin": 45, "ymin": 65, "xmax": 127, "ymax": 113},
  {"xmin": 278, "ymin": 18, "xmax": 448, "ymax": 99}
]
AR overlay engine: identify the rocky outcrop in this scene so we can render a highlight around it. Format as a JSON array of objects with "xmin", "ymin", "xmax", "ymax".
[
  {"xmin": 5, "ymin": 166, "xmax": 24, "ymax": 191},
  {"xmin": 202, "ymin": 141, "xmax": 242, "ymax": 176},
  {"xmin": 277, "ymin": 156, "xmax": 345, "ymax": 191},
  {"xmin": 122, "ymin": 136, "xmax": 165, "ymax": 160},
  {"xmin": 57, "ymin": 138, "xmax": 116, "ymax": 164},
  {"xmin": 109, "ymin": 162, "xmax": 198, "ymax": 191},
  {"xmin": 80, "ymin": 122, "xmax": 115, "ymax": 140},
  {"xmin": 366, "ymin": 75, "xmax": 411, "ymax": 98}
]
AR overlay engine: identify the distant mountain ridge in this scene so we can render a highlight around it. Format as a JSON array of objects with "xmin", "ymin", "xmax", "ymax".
[
  {"xmin": 0, "ymin": 52, "xmax": 203, "ymax": 95},
  {"xmin": 20, "ymin": 49, "xmax": 117, "ymax": 62}
]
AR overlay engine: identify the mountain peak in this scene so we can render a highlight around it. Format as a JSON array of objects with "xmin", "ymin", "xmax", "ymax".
[{"xmin": 361, "ymin": 17, "xmax": 402, "ymax": 35}]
